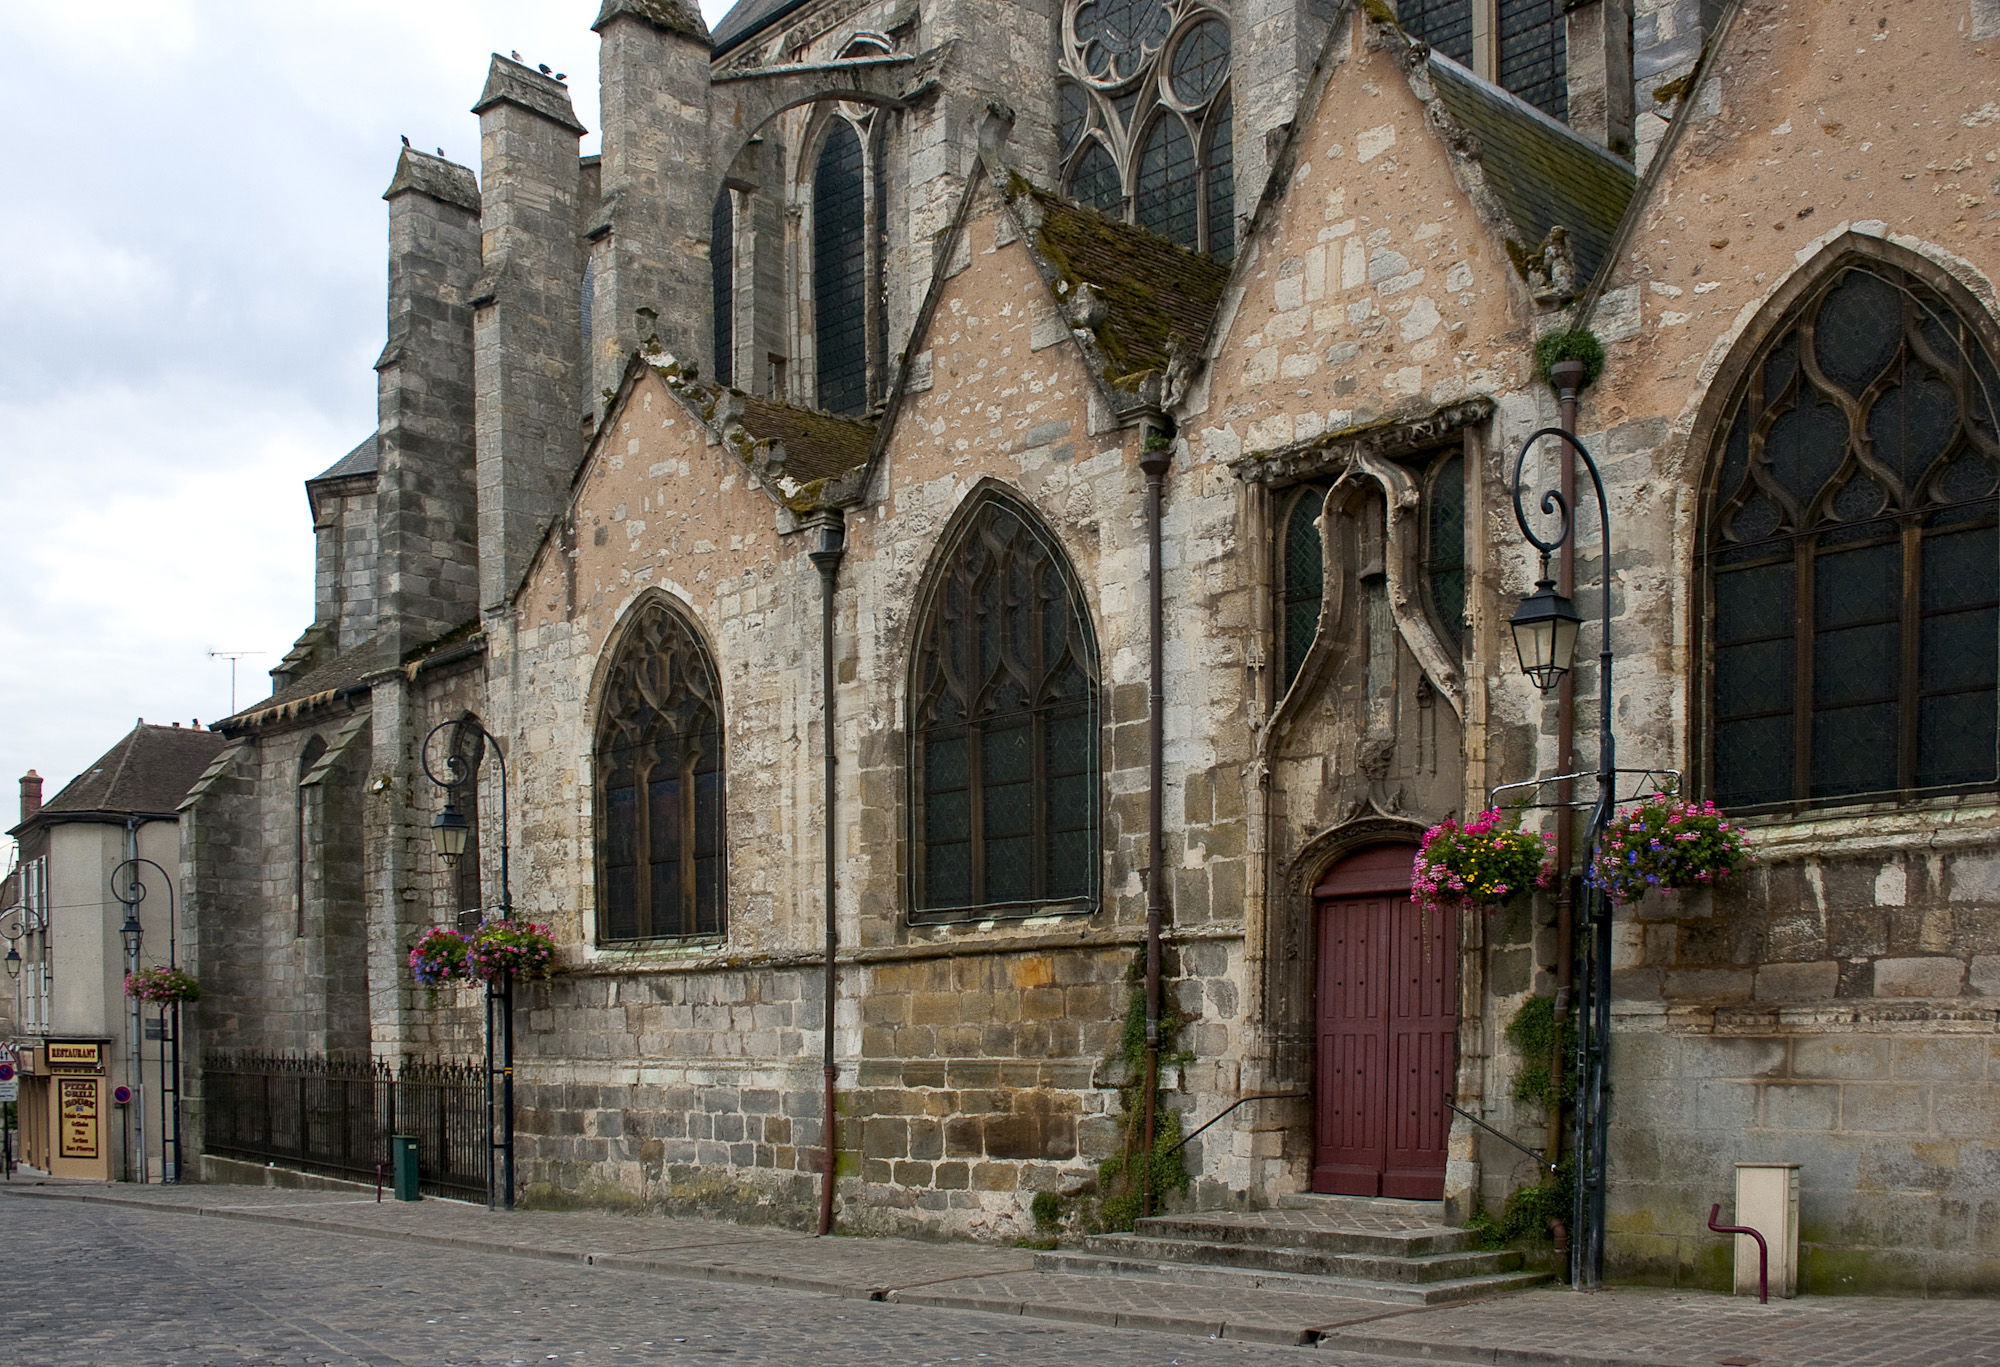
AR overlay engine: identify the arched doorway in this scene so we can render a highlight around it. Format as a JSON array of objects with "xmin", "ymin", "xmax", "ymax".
[{"xmin": 1312, "ymin": 843, "xmax": 1458, "ymax": 1198}]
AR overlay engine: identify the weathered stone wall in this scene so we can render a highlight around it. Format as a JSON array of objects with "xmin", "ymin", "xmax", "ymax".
[{"xmin": 1568, "ymin": 0, "xmax": 2000, "ymax": 1290}]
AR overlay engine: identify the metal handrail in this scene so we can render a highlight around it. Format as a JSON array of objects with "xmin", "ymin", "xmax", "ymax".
[
  {"xmin": 1162, "ymin": 1092, "xmax": 1307, "ymax": 1159},
  {"xmin": 1443, "ymin": 1096, "xmax": 1556, "ymax": 1172},
  {"xmin": 1488, "ymin": 768, "xmax": 1683, "ymax": 811}
]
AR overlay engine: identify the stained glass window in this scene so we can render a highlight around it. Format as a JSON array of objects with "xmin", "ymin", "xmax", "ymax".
[
  {"xmin": 1426, "ymin": 451, "xmax": 1467, "ymax": 652},
  {"xmin": 597, "ymin": 601, "xmax": 727, "ymax": 940},
  {"xmin": 711, "ymin": 189, "xmax": 734, "ymax": 387},
  {"xmin": 1497, "ymin": 0, "xmax": 1566, "ymax": 121},
  {"xmin": 1398, "ymin": 0, "xmax": 1474, "ymax": 68},
  {"xmin": 910, "ymin": 493, "xmax": 1099, "ymax": 920},
  {"xmin": 1059, "ymin": 0, "xmax": 1232, "ymax": 258},
  {"xmin": 814, "ymin": 121, "xmax": 868, "ymax": 416},
  {"xmin": 1136, "ymin": 114, "xmax": 1198, "ymax": 250},
  {"xmin": 1279, "ymin": 485, "xmax": 1326, "ymax": 692},
  {"xmin": 1705, "ymin": 257, "xmax": 2000, "ymax": 811}
]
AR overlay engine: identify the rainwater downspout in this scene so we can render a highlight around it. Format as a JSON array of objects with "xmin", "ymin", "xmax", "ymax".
[
  {"xmin": 808, "ymin": 512, "xmax": 847, "ymax": 1237},
  {"xmin": 1139, "ymin": 423, "xmax": 1171, "ymax": 1216}
]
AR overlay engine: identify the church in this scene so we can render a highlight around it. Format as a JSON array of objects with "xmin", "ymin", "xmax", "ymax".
[{"xmin": 181, "ymin": 0, "xmax": 2000, "ymax": 1294}]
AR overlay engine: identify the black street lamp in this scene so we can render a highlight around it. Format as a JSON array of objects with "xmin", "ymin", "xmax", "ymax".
[
  {"xmin": 1509, "ymin": 418, "xmax": 1616, "ymax": 1291},
  {"xmin": 110, "ymin": 857, "xmax": 184, "ymax": 1185},
  {"xmin": 420, "ymin": 717, "xmax": 515, "ymax": 1212}
]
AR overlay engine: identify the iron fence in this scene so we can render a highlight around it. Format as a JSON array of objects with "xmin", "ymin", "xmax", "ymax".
[{"xmin": 202, "ymin": 1052, "xmax": 487, "ymax": 1201}]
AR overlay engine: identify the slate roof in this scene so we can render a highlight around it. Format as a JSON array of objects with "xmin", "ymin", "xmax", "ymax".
[
  {"xmin": 733, "ymin": 395, "xmax": 876, "ymax": 483},
  {"xmin": 26, "ymin": 724, "xmax": 229, "ymax": 826},
  {"xmin": 311, "ymin": 434, "xmax": 379, "ymax": 485},
  {"xmin": 1021, "ymin": 184, "xmax": 1231, "ymax": 387},
  {"xmin": 221, "ymin": 633, "xmax": 395, "ymax": 731},
  {"xmin": 1425, "ymin": 54, "xmax": 1636, "ymax": 286},
  {"xmin": 710, "ymin": 0, "xmax": 810, "ymax": 54}
]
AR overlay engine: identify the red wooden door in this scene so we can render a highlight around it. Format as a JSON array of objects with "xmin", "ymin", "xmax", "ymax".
[{"xmin": 1312, "ymin": 845, "xmax": 1458, "ymax": 1199}]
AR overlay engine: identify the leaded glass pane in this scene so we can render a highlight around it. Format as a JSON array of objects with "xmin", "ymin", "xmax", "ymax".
[
  {"xmin": 1073, "ymin": 0, "xmax": 1173, "ymax": 83},
  {"xmin": 1814, "ymin": 270, "xmax": 1903, "ymax": 392},
  {"xmin": 711, "ymin": 190, "xmax": 734, "ymax": 387},
  {"xmin": 1705, "ymin": 256, "xmax": 2000, "ymax": 808},
  {"xmin": 1399, "ymin": 0, "xmax": 1473, "ymax": 67},
  {"xmin": 1058, "ymin": 80, "xmax": 1089, "ymax": 155},
  {"xmin": 1497, "ymin": 0, "xmax": 1565, "ymax": 120},
  {"xmin": 1169, "ymin": 18, "xmax": 1229, "ymax": 106},
  {"xmin": 1204, "ymin": 97, "xmax": 1234, "ymax": 263},
  {"xmin": 911, "ymin": 497, "xmax": 1099, "ymax": 919},
  {"xmin": 1426, "ymin": 452, "xmax": 1466, "ymax": 650},
  {"xmin": 814, "ymin": 121, "xmax": 869, "ymax": 416},
  {"xmin": 1280, "ymin": 488, "xmax": 1324, "ymax": 691},
  {"xmin": 1136, "ymin": 115, "xmax": 1198, "ymax": 249},
  {"xmin": 1068, "ymin": 140, "xmax": 1123, "ymax": 214},
  {"xmin": 595, "ymin": 603, "xmax": 726, "ymax": 940}
]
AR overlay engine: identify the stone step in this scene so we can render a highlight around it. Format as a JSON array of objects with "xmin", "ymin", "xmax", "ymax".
[
  {"xmin": 1082, "ymin": 1231, "xmax": 1521, "ymax": 1284},
  {"xmin": 1131, "ymin": 1210, "xmax": 1478, "ymax": 1257},
  {"xmin": 1033, "ymin": 1248, "xmax": 1548, "ymax": 1306},
  {"xmin": 1275, "ymin": 1193, "xmax": 1448, "ymax": 1221}
]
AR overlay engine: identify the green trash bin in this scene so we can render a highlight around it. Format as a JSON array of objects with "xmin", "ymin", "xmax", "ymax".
[{"xmin": 391, "ymin": 1133, "xmax": 422, "ymax": 1202}]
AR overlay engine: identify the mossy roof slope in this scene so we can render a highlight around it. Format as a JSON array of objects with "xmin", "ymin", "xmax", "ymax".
[
  {"xmin": 1021, "ymin": 185, "xmax": 1231, "ymax": 386},
  {"xmin": 734, "ymin": 394, "xmax": 876, "ymax": 482},
  {"xmin": 1427, "ymin": 54, "xmax": 1636, "ymax": 285}
]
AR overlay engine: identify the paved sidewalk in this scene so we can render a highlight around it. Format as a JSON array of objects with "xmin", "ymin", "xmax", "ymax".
[{"xmin": 5, "ymin": 1177, "xmax": 1995, "ymax": 1366}]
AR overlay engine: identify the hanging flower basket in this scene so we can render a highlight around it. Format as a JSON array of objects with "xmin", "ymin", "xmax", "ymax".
[
  {"xmin": 1590, "ymin": 793, "xmax": 1752, "ymax": 906},
  {"xmin": 125, "ymin": 966, "xmax": 201, "ymax": 1005},
  {"xmin": 408, "ymin": 926, "xmax": 472, "ymax": 987},
  {"xmin": 1412, "ymin": 809, "xmax": 1556, "ymax": 913},
  {"xmin": 467, "ymin": 919, "xmax": 558, "ymax": 983}
]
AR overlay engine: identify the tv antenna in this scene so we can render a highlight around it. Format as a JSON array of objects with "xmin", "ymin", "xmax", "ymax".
[{"xmin": 208, "ymin": 649, "xmax": 264, "ymax": 715}]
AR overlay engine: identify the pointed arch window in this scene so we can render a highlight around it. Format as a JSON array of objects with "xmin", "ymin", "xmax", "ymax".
[
  {"xmin": 813, "ymin": 119, "xmax": 870, "ymax": 416},
  {"xmin": 910, "ymin": 494, "xmax": 1100, "ymax": 921},
  {"xmin": 1278, "ymin": 484, "xmax": 1328, "ymax": 693},
  {"xmin": 1703, "ymin": 253, "xmax": 2000, "ymax": 811},
  {"xmin": 295, "ymin": 735, "xmax": 327, "ymax": 939},
  {"xmin": 711, "ymin": 188, "xmax": 735, "ymax": 387},
  {"xmin": 596, "ymin": 601, "xmax": 727, "ymax": 942},
  {"xmin": 1425, "ymin": 450, "xmax": 1467, "ymax": 653},
  {"xmin": 1058, "ymin": 0, "xmax": 1234, "ymax": 259}
]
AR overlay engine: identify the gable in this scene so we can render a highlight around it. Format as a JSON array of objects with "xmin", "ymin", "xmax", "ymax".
[{"xmin": 1192, "ymin": 15, "xmax": 1537, "ymax": 460}]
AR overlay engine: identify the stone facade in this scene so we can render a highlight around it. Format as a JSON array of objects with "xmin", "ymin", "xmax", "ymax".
[{"xmin": 184, "ymin": 0, "xmax": 2000, "ymax": 1295}]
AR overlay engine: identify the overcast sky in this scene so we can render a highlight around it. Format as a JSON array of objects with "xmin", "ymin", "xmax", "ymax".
[{"xmin": 0, "ymin": 0, "xmax": 738, "ymax": 864}]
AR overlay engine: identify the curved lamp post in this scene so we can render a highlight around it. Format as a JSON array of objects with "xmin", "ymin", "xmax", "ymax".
[
  {"xmin": 111, "ymin": 858, "xmax": 183, "ymax": 1184},
  {"xmin": 1509, "ymin": 421, "xmax": 1615, "ymax": 1292},
  {"xmin": 420, "ymin": 717, "xmax": 514, "ymax": 1211}
]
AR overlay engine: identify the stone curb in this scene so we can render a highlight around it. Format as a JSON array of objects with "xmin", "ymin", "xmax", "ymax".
[
  {"xmin": 0, "ymin": 1188, "xmax": 1787, "ymax": 1367},
  {"xmin": 1314, "ymin": 1331, "xmax": 1681, "ymax": 1367}
]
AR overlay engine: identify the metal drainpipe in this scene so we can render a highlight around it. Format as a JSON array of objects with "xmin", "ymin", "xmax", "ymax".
[
  {"xmin": 1548, "ymin": 363, "xmax": 1583, "ymax": 1261},
  {"xmin": 808, "ymin": 512, "xmax": 847, "ymax": 1237},
  {"xmin": 1139, "ymin": 423, "xmax": 1171, "ymax": 1217}
]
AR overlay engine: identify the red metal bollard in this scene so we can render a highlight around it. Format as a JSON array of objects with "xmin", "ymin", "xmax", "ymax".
[{"xmin": 1708, "ymin": 1203, "xmax": 1769, "ymax": 1304}]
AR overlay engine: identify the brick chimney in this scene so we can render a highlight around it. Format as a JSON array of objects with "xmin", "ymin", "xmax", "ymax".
[{"xmin": 19, "ymin": 769, "xmax": 41, "ymax": 824}]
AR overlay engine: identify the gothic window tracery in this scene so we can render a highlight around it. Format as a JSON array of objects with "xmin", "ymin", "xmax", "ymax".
[
  {"xmin": 1703, "ymin": 255, "xmax": 2000, "ymax": 811},
  {"xmin": 909, "ymin": 493, "xmax": 1100, "ymax": 921},
  {"xmin": 1424, "ymin": 451, "xmax": 1467, "ymax": 653},
  {"xmin": 1057, "ymin": 0, "xmax": 1234, "ymax": 259},
  {"xmin": 595, "ymin": 601, "xmax": 727, "ymax": 942}
]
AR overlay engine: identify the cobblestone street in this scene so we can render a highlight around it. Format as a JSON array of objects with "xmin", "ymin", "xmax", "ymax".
[{"xmin": 0, "ymin": 1196, "xmax": 1415, "ymax": 1367}]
